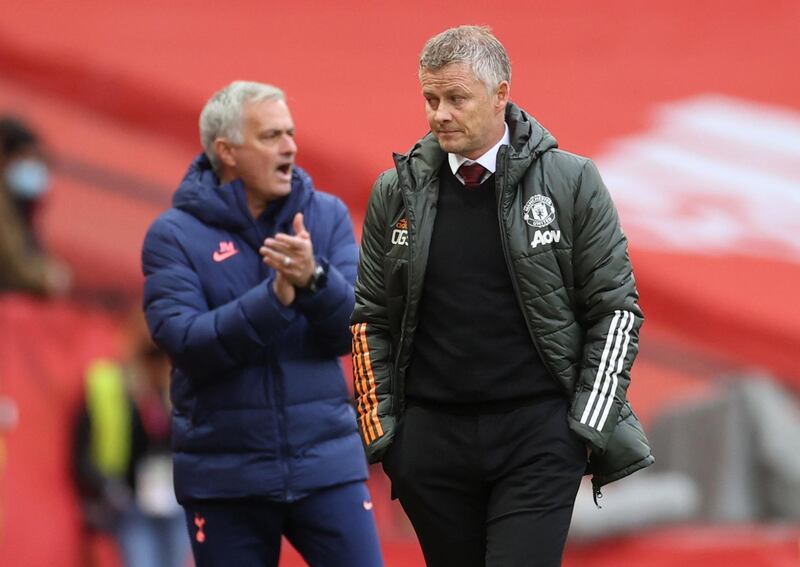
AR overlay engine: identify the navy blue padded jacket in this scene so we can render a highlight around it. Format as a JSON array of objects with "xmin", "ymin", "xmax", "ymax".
[{"xmin": 142, "ymin": 154, "xmax": 366, "ymax": 503}]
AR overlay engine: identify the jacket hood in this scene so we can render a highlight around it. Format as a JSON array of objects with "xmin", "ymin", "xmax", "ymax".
[
  {"xmin": 505, "ymin": 102, "xmax": 558, "ymax": 157},
  {"xmin": 172, "ymin": 153, "xmax": 314, "ymax": 234},
  {"xmin": 393, "ymin": 102, "xmax": 558, "ymax": 190}
]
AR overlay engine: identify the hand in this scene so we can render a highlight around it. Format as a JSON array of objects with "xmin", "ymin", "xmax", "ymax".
[
  {"xmin": 272, "ymin": 272, "xmax": 295, "ymax": 306},
  {"xmin": 260, "ymin": 213, "xmax": 315, "ymax": 288},
  {"xmin": 102, "ymin": 479, "xmax": 132, "ymax": 513}
]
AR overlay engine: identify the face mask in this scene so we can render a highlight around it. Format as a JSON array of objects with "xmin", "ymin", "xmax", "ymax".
[{"xmin": 4, "ymin": 158, "xmax": 50, "ymax": 200}]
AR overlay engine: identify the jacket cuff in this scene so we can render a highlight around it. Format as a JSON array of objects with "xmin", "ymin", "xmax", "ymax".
[
  {"xmin": 237, "ymin": 278, "xmax": 297, "ymax": 340},
  {"xmin": 292, "ymin": 259, "xmax": 349, "ymax": 317},
  {"xmin": 569, "ymin": 415, "xmax": 610, "ymax": 454}
]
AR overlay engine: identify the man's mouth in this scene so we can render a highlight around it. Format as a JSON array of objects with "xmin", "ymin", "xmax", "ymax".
[{"xmin": 276, "ymin": 164, "xmax": 293, "ymax": 177}]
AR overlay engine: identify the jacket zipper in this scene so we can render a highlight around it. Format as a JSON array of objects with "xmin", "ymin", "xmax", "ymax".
[
  {"xmin": 494, "ymin": 150, "xmax": 559, "ymax": 386},
  {"xmin": 393, "ymin": 183, "xmax": 415, "ymax": 416},
  {"xmin": 271, "ymin": 352, "xmax": 292, "ymax": 500},
  {"xmin": 259, "ymin": 222, "xmax": 292, "ymax": 500}
]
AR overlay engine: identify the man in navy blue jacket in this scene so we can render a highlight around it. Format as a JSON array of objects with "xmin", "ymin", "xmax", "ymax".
[{"xmin": 142, "ymin": 81, "xmax": 383, "ymax": 567}]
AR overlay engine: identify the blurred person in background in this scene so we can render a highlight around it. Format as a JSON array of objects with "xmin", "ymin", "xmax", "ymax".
[
  {"xmin": 141, "ymin": 81, "xmax": 382, "ymax": 567},
  {"xmin": 0, "ymin": 116, "xmax": 70, "ymax": 296},
  {"xmin": 72, "ymin": 310, "xmax": 189, "ymax": 567},
  {"xmin": 352, "ymin": 25, "xmax": 653, "ymax": 567},
  {"xmin": 0, "ymin": 115, "xmax": 65, "ymax": 547}
]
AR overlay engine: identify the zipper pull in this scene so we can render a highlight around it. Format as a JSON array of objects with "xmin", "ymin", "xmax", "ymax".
[{"xmin": 592, "ymin": 484, "xmax": 603, "ymax": 508}]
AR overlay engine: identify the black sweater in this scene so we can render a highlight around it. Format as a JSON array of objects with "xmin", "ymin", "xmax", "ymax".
[{"xmin": 406, "ymin": 162, "xmax": 560, "ymax": 409}]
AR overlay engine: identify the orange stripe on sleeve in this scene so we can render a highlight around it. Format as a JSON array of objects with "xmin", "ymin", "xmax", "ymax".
[
  {"xmin": 357, "ymin": 323, "xmax": 385, "ymax": 439},
  {"xmin": 350, "ymin": 324, "xmax": 376, "ymax": 443}
]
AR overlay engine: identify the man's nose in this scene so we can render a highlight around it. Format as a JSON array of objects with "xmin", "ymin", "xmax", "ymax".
[
  {"xmin": 281, "ymin": 134, "xmax": 297, "ymax": 154},
  {"xmin": 433, "ymin": 103, "xmax": 452, "ymax": 123}
]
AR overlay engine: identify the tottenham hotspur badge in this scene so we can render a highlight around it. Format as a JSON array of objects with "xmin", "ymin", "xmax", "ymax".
[{"xmin": 523, "ymin": 195, "xmax": 556, "ymax": 228}]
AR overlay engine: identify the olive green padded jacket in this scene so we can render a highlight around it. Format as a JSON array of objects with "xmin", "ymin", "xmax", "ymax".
[{"xmin": 351, "ymin": 102, "xmax": 654, "ymax": 492}]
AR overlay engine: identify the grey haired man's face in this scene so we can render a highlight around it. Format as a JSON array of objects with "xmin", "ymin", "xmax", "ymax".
[{"xmin": 420, "ymin": 62, "xmax": 507, "ymax": 160}]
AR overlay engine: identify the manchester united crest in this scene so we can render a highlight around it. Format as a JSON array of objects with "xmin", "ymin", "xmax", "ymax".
[{"xmin": 523, "ymin": 195, "xmax": 556, "ymax": 228}]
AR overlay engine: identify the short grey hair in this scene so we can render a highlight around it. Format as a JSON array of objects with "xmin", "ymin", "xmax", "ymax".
[
  {"xmin": 419, "ymin": 25, "xmax": 511, "ymax": 90},
  {"xmin": 199, "ymin": 81, "xmax": 285, "ymax": 171}
]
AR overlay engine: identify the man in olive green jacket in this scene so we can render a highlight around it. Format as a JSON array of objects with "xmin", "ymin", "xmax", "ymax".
[{"xmin": 352, "ymin": 26, "xmax": 653, "ymax": 567}]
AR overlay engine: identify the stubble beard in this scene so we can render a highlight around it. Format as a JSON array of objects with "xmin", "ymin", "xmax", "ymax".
[{"xmin": 435, "ymin": 133, "xmax": 466, "ymax": 155}]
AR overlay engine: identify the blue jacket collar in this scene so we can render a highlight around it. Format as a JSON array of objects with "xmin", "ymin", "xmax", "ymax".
[{"xmin": 173, "ymin": 154, "xmax": 314, "ymax": 237}]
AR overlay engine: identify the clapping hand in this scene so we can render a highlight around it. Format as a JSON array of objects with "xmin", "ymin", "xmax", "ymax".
[{"xmin": 260, "ymin": 213, "xmax": 316, "ymax": 305}]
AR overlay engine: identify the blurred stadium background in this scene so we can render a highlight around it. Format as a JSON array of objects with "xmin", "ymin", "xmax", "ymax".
[{"xmin": 0, "ymin": 1, "xmax": 798, "ymax": 565}]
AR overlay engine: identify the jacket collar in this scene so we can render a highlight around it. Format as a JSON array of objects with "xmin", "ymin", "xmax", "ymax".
[{"xmin": 172, "ymin": 154, "xmax": 313, "ymax": 240}]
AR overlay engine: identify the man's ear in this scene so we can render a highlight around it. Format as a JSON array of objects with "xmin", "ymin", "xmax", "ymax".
[
  {"xmin": 495, "ymin": 80, "xmax": 510, "ymax": 113},
  {"xmin": 214, "ymin": 138, "xmax": 237, "ymax": 169}
]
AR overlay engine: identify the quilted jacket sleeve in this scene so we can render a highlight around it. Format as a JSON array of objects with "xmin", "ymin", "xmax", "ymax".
[
  {"xmin": 142, "ymin": 217, "xmax": 297, "ymax": 381},
  {"xmin": 292, "ymin": 197, "xmax": 358, "ymax": 357},
  {"xmin": 568, "ymin": 160, "xmax": 644, "ymax": 454},
  {"xmin": 350, "ymin": 172, "xmax": 397, "ymax": 463}
]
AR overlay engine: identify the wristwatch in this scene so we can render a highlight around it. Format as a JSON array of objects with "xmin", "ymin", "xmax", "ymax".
[{"xmin": 300, "ymin": 262, "xmax": 327, "ymax": 293}]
